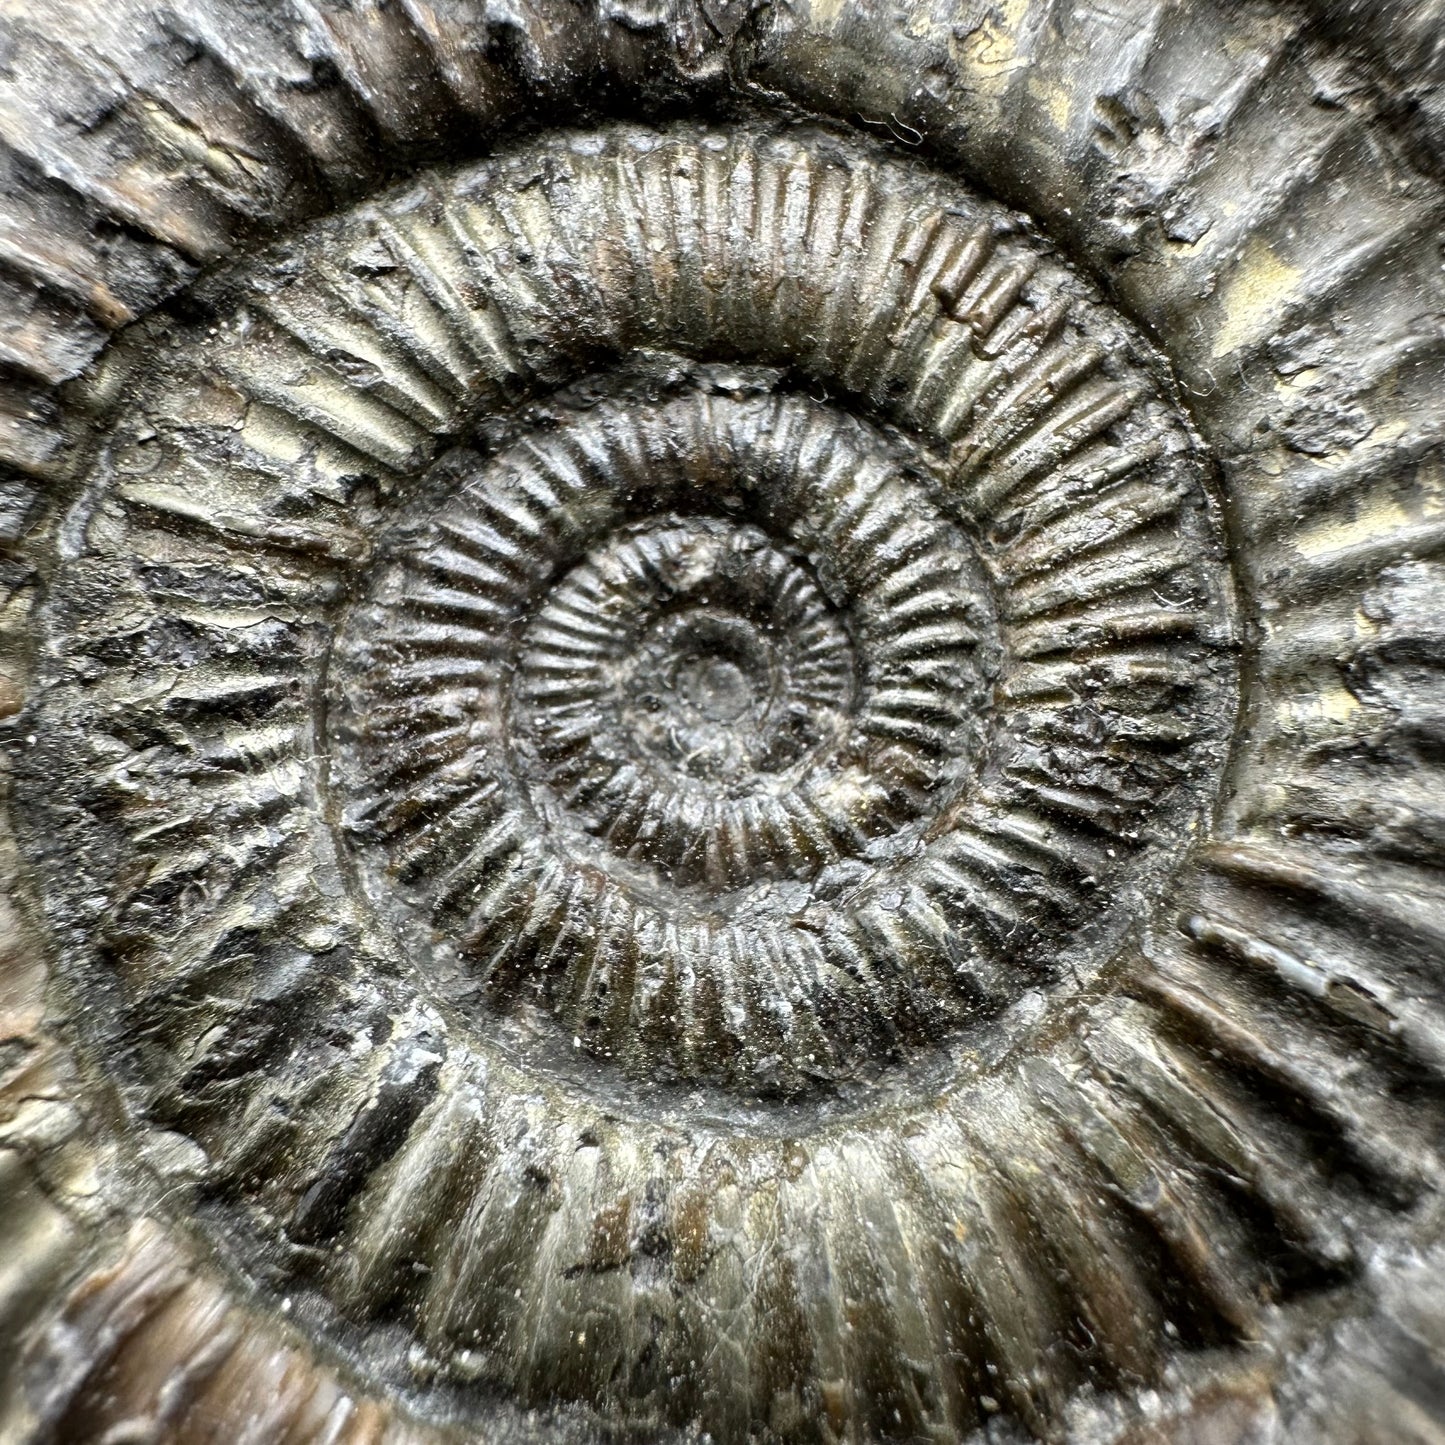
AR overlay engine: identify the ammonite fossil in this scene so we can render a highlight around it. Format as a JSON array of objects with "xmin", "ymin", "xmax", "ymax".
[{"xmin": 1, "ymin": 2, "xmax": 1444, "ymax": 1443}]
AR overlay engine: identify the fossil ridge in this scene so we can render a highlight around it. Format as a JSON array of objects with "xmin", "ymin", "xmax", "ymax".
[{"xmin": 0, "ymin": 3, "xmax": 1444, "ymax": 1444}]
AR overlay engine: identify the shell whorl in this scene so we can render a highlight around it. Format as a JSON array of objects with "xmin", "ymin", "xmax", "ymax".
[
  {"xmin": 25, "ymin": 117, "xmax": 1239, "ymax": 1415},
  {"xmin": 3, "ymin": 7, "xmax": 1445, "ymax": 1445},
  {"xmin": 160, "ymin": 122, "xmax": 1236, "ymax": 1100}
]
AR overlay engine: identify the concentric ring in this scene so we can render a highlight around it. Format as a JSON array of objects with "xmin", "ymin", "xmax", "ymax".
[
  {"xmin": 15, "ymin": 121, "xmax": 1249, "ymax": 1435},
  {"xmin": 28, "ymin": 67, "xmax": 1445, "ymax": 1443},
  {"xmin": 519, "ymin": 517, "xmax": 863, "ymax": 875},
  {"xmin": 332, "ymin": 352, "xmax": 1228, "ymax": 1092}
]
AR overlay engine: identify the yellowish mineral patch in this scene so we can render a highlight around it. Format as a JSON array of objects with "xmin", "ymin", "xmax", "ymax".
[
  {"xmin": 1212, "ymin": 239, "xmax": 1302, "ymax": 359},
  {"xmin": 1294, "ymin": 498, "xmax": 1413, "ymax": 559}
]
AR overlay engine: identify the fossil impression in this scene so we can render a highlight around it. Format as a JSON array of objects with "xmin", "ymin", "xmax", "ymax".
[{"xmin": 2, "ymin": 2, "xmax": 1445, "ymax": 1443}]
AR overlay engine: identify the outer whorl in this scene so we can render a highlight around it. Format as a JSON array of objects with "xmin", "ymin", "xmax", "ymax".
[{"xmin": 1, "ymin": 4, "xmax": 1445, "ymax": 1445}]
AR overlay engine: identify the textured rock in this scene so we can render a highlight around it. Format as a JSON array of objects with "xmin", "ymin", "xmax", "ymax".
[{"xmin": 1, "ymin": 2, "xmax": 1445, "ymax": 1443}]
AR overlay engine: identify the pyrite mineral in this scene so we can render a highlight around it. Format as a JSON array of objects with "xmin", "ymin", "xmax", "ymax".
[{"xmin": 1, "ymin": 2, "xmax": 1444, "ymax": 1443}]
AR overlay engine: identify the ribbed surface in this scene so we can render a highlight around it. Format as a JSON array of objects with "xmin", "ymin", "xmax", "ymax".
[{"xmin": 1, "ymin": 2, "xmax": 1444, "ymax": 1443}]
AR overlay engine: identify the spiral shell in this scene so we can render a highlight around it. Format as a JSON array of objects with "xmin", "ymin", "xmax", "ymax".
[{"xmin": 2, "ymin": 3, "xmax": 1445, "ymax": 1444}]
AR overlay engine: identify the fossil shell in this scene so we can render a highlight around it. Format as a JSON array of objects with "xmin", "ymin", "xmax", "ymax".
[{"xmin": 2, "ymin": 3, "xmax": 1445, "ymax": 1444}]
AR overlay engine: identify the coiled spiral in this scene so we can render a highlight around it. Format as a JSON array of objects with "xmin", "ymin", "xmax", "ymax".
[{"xmin": 5, "ymin": 9, "xmax": 1445, "ymax": 1445}]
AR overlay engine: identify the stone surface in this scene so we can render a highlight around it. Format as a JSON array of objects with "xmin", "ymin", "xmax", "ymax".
[{"xmin": 1, "ymin": 1, "xmax": 1445, "ymax": 1442}]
